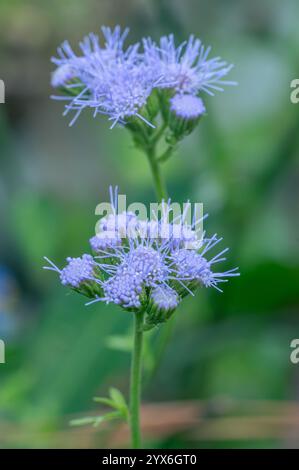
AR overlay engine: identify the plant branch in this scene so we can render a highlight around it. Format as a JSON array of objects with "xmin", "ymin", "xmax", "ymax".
[
  {"xmin": 146, "ymin": 144, "xmax": 168, "ymax": 201},
  {"xmin": 129, "ymin": 310, "xmax": 145, "ymax": 449}
]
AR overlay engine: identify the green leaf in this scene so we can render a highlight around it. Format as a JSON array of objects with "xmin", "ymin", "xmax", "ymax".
[
  {"xmin": 109, "ymin": 387, "xmax": 127, "ymax": 409},
  {"xmin": 70, "ymin": 411, "xmax": 122, "ymax": 428},
  {"xmin": 93, "ymin": 397, "xmax": 115, "ymax": 408},
  {"xmin": 93, "ymin": 389, "xmax": 129, "ymax": 421},
  {"xmin": 93, "ymin": 411, "xmax": 121, "ymax": 427},
  {"xmin": 69, "ymin": 416, "xmax": 98, "ymax": 427},
  {"xmin": 92, "ymin": 416, "xmax": 106, "ymax": 427},
  {"xmin": 109, "ymin": 388, "xmax": 129, "ymax": 419}
]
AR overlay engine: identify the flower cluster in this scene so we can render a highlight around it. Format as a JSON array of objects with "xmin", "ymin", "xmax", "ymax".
[
  {"xmin": 44, "ymin": 188, "xmax": 239, "ymax": 330},
  {"xmin": 51, "ymin": 26, "xmax": 235, "ymax": 130}
]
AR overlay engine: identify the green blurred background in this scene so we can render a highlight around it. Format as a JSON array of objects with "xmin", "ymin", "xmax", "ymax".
[{"xmin": 1, "ymin": 0, "xmax": 299, "ymax": 449}]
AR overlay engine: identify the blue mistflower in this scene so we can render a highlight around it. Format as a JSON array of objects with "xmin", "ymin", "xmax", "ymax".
[
  {"xmin": 60, "ymin": 255, "xmax": 95, "ymax": 287},
  {"xmin": 99, "ymin": 211, "xmax": 138, "ymax": 238},
  {"xmin": 143, "ymin": 34, "xmax": 236, "ymax": 96},
  {"xmin": 151, "ymin": 285, "xmax": 179, "ymax": 311},
  {"xmin": 96, "ymin": 62, "xmax": 159, "ymax": 128},
  {"xmin": 51, "ymin": 27, "xmax": 236, "ymax": 129},
  {"xmin": 89, "ymin": 234, "xmax": 121, "ymax": 253},
  {"xmin": 44, "ymin": 188, "xmax": 239, "ymax": 325},
  {"xmin": 44, "ymin": 254, "xmax": 96, "ymax": 288},
  {"xmin": 171, "ymin": 249, "xmax": 207, "ymax": 280},
  {"xmin": 170, "ymin": 236, "xmax": 239, "ymax": 292},
  {"xmin": 125, "ymin": 245, "xmax": 168, "ymax": 287},
  {"xmin": 101, "ymin": 265, "xmax": 143, "ymax": 309},
  {"xmin": 51, "ymin": 26, "xmax": 161, "ymax": 127},
  {"xmin": 52, "ymin": 26, "xmax": 131, "ymax": 86},
  {"xmin": 170, "ymin": 93, "xmax": 206, "ymax": 120}
]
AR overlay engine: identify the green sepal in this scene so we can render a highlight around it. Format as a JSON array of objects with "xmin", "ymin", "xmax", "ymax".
[
  {"xmin": 158, "ymin": 88, "xmax": 175, "ymax": 123},
  {"xmin": 170, "ymin": 279, "xmax": 199, "ymax": 298},
  {"xmin": 168, "ymin": 113, "xmax": 202, "ymax": 142},
  {"xmin": 143, "ymin": 296, "xmax": 178, "ymax": 331},
  {"xmin": 146, "ymin": 89, "xmax": 160, "ymax": 120},
  {"xmin": 72, "ymin": 266, "xmax": 105, "ymax": 299}
]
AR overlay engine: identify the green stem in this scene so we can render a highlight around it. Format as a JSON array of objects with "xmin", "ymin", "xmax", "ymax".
[
  {"xmin": 150, "ymin": 121, "xmax": 167, "ymax": 144},
  {"xmin": 146, "ymin": 315, "xmax": 176, "ymax": 383},
  {"xmin": 130, "ymin": 310, "xmax": 145, "ymax": 449},
  {"xmin": 146, "ymin": 145, "xmax": 168, "ymax": 201},
  {"xmin": 157, "ymin": 145, "xmax": 176, "ymax": 163}
]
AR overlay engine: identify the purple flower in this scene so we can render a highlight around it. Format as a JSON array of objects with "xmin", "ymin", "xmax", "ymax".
[
  {"xmin": 170, "ymin": 93, "xmax": 206, "ymax": 120},
  {"xmin": 44, "ymin": 254, "xmax": 96, "ymax": 288},
  {"xmin": 52, "ymin": 26, "xmax": 132, "ymax": 78},
  {"xmin": 151, "ymin": 285, "xmax": 179, "ymax": 311},
  {"xmin": 170, "ymin": 235, "xmax": 239, "ymax": 292},
  {"xmin": 124, "ymin": 245, "xmax": 168, "ymax": 287},
  {"xmin": 52, "ymin": 28, "xmax": 236, "ymax": 129},
  {"xmin": 44, "ymin": 189, "xmax": 239, "ymax": 318},
  {"xmin": 51, "ymin": 26, "xmax": 160, "ymax": 127},
  {"xmin": 143, "ymin": 34, "xmax": 236, "ymax": 96},
  {"xmin": 101, "ymin": 265, "xmax": 143, "ymax": 309},
  {"xmin": 89, "ymin": 234, "xmax": 121, "ymax": 253}
]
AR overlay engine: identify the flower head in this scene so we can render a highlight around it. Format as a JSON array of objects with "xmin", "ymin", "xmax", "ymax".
[
  {"xmin": 60, "ymin": 254, "xmax": 95, "ymax": 287},
  {"xmin": 51, "ymin": 26, "xmax": 161, "ymax": 127},
  {"xmin": 95, "ymin": 62, "xmax": 157, "ymax": 128},
  {"xmin": 168, "ymin": 93, "xmax": 206, "ymax": 139},
  {"xmin": 170, "ymin": 93, "xmax": 205, "ymax": 120},
  {"xmin": 44, "ymin": 188, "xmax": 239, "ymax": 327},
  {"xmin": 171, "ymin": 236, "xmax": 239, "ymax": 292},
  {"xmin": 44, "ymin": 254, "xmax": 96, "ymax": 288},
  {"xmin": 125, "ymin": 245, "xmax": 168, "ymax": 287},
  {"xmin": 144, "ymin": 34, "xmax": 236, "ymax": 96},
  {"xmin": 89, "ymin": 233, "xmax": 121, "ymax": 253},
  {"xmin": 102, "ymin": 265, "xmax": 143, "ymax": 309},
  {"xmin": 151, "ymin": 285, "xmax": 179, "ymax": 311},
  {"xmin": 51, "ymin": 27, "xmax": 236, "ymax": 128}
]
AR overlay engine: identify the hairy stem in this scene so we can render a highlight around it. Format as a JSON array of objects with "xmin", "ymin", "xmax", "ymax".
[{"xmin": 130, "ymin": 310, "xmax": 145, "ymax": 449}]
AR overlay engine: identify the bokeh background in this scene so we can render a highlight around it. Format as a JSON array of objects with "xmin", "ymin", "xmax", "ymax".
[{"xmin": 1, "ymin": 0, "xmax": 299, "ymax": 449}]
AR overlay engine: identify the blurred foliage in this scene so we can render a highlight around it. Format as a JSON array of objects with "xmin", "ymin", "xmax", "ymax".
[{"xmin": 0, "ymin": 0, "xmax": 299, "ymax": 449}]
